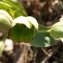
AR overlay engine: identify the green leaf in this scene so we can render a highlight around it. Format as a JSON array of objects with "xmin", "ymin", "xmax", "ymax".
[
  {"xmin": 14, "ymin": 11, "xmax": 25, "ymax": 18},
  {"xmin": 11, "ymin": 16, "xmax": 38, "ymax": 43},
  {"xmin": 3, "ymin": 0, "xmax": 27, "ymax": 16},
  {"xmin": 30, "ymin": 32, "xmax": 55, "ymax": 47},
  {"xmin": 20, "ymin": 25, "xmax": 35, "ymax": 42},
  {"xmin": 38, "ymin": 24, "xmax": 48, "ymax": 32},
  {"xmin": 0, "ymin": 1, "xmax": 27, "ymax": 18},
  {"xmin": 0, "ymin": 2, "xmax": 11, "ymax": 11},
  {"xmin": 38, "ymin": 24, "xmax": 50, "ymax": 33},
  {"xmin": 0, "ymin": 2, "xmax": 16, "ymax": 18},
  {"xmin": 3, "ymin": 0, "xmax": 21, "ymax": 9},
  {"xmin": 8, "ymin": 8, "xmax": 16, "ymax": 18},
  {"xmin": 11, "ymin": 24, "xmax": 24, "ymax": 42},
  {"xmin": 11, "ymin": 24, "xmax": 35, "ymax": 43},
  {"xmin": 29, "ymin": 24, "xmax": 55, "ymax": 47},
  {"xmin": 38, "ymin": 24, "xmax": 48, "ymax": 30}
]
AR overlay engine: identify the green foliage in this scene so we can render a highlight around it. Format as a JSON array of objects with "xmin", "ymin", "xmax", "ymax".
[
  {"xmin": 30, "ymin": 24, "xmax": 55, "ymax": 47},
  {"xmin": 0, "ymin": 0, "xmax": 27, "ymax": 18},
  {"xmin": 0, "ymin": 0, "xmax": 3, "ymax": 2},
  {"xmin": 11, "ymin": 16, "xmax": 38, "ymax": 42},
  {"xmin": 30, "ymin": 32, "xmax": 55, "ymax": 47},
  {"xmin": 0, "ymin": 2, "xmax": 15, "ymax": 18},
  {"xmin": 3, "ymin": 0, "xmax": 27, "ymax": 17},
  {"xmin": 0, "ymin": 0, "xmax": 63, "ymax": 54},
  {"xmin": 0, "ymin": 2, "xmax": 11, "ymax": 11}
]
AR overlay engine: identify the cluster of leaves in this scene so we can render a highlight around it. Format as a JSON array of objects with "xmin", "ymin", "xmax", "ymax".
[{"xmin": 0, "ymin": 0, "xmax": 63, "ymax": 55}]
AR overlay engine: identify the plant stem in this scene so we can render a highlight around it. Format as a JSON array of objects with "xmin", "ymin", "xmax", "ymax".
[{"xmin": 38, "ymin": 30, "xmax": 51, "ymax": 33}]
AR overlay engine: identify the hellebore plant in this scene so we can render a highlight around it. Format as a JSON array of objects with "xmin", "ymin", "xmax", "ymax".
[{"xmin": 0, "ymin": 0, "xmax": 63, "ymax": 55}]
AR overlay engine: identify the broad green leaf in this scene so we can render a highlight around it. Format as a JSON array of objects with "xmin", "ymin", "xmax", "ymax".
[
  {"xmin": 38, "ymin": 24, "xmax": 48, "ymax": 30},
  {"xmin": 8, "ymin": 8, "xmax": 16, "ymax": 18},
  {"xmin": 3, "ymin": 0, "xmax": 21, "ymax": 9},
  {"xmin": 11, "ymin": 24, "xmax": 35, "ymax": 43},
  {"xmin": 9, "ymin": 8, "xmax": 26, "ymax": 18},
  {"xmin": 38, "ymin": 24, "xmax": 48, "ymax": 33},
  {"xmin": 38, "ymin": 24, "xmax": 50, "ymax": 34},
  {"xmin": 0, "ymin": 2, "xmax": 11, "ymax": 11},
  {"xmin": 11, "ymin": 16, "xmax": 38, "ymax": 43},
  {"xmin": 29, "ymin": 24, "xmax": 55, "ymax": 47},
  {"xmin": 50, "ymin": 21, "xmax": 63, "ymax": 38},
  {"xmin": 20, "ymin": 25, "xmax": 35, "ymax": 42},
  {"xmin": 3, "ymin": 0, "xmax": 27, "ymax": 16},
  {"xmin": 30, "ymin": 32, "xmax": 55, "ymax": 47},
  {"xmin": 14, "ymin": 10, "xmax": 26, "ymax": 18},
  {"xmin": 0, "ymin": 2, "xmax": 23, "ymax": 18},
  {"xmin": 11, "ymin": 24, "xmax": 24, "ymax": 42},
  {"xmin": 0, "ymin": 2, "xmax": 16, "ymax": 18},
  {"xmin": 0, "ymin": 1, "xmax": 27, "ymax": 18}
]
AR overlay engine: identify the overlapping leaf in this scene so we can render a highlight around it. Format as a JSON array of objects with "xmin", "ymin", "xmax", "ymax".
[
  {"xmin": 30, "ymin": 24, "xmax": 55, "ymax": 47},
  {"xmin": 3, "ymin": 0, "xmax": 27, "ymax": 17},
  {"xmin": 11, "ymin": 16, "xmax": 38, "ymax": 42}
]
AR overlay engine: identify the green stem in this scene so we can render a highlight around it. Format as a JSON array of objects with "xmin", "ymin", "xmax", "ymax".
[
  {"xmin": 0, "ymin": 40, "xmax": 5, "ymax": 56},
  {"xmin": 38, "ymin": 30, "xmax": 51, "ymax": 33}
]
